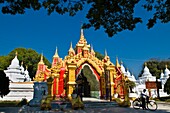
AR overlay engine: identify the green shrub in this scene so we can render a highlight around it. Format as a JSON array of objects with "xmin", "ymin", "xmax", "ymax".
[
  {"xmin": 0, "ymin": 98, "xmax": 28, "ymax": 107},
  {"xmin": 165, "ymin": 99, "xmax": 170, "ymax": 102},
  {"xmin": 0, "ymin": 100, "xmax": 20, "ymax": 107},
  {"xmin": 17, "ymin": 98, "xmax": 28, "ymax": 106}
]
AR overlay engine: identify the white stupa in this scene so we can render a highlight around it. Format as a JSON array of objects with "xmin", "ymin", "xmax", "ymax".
[
  {"xmin": 24, "ymin": 66, "xmax": 31, "ymax": 82},
  {"xmin": 120, "ymin": 62, "xmax": 136, "ymax": 82},
  {"xmin": 131, "ymin": 73, "xmax": 136, "ymax": 82},
  {"xmin": 160, "ymin": 70, "xmax": 164, "ymax": 80},
  {"xmin": 120, "ymin": 61, "xmax": 138, "ymax": 98},
  {"xmin": 126, "ymin": 69, "xmax": 136, "ymax": 82},
  {"xmin": 120, "ymin": 61, "xmax": 169, "ymax": 98},
  {"xmin": 164, "ymin": 65, "xmax": 170, "ymax": 78},
  {"xmin": 4, "ymin": 52, "xmax": 31, "ymax": 82},
  {"xmin": 139, "ymin": 63, "xmax": 156, "ymax": 84},
  {"xmin": 126, "ymin": 68, "xmax": 131, "ymax": 77},
  {"xmin": 160, "ymin": 65, "xmax": 170, "ymax": 85},
  {"xmin": 1, "ymin": 52, "xmax": 33, "ymax": 101},
  {"xmin": 158, "ymin": 65, "xmax": 170, "ymax": 97}
]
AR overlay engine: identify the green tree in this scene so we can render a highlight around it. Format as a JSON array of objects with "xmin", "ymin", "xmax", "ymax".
[
  {"xmin": 1, "ymin": 0, "xmax": 170, "ymax": 37},
  {"xmin": 0, "ymin": 56, "xmax": 10, "ymax": 71},
  {"xmin": 0, "ymin": 48, "xmax": 51, "ymax": 79},
  {"xmin": 95, "ymin": 51, "xmax": 104, "ymax": 60},
  {"xmin": 125, "ymin": 79, "xmax": 136, "ymax": 93},
  {"xmin": 164, "ymin": 77, "xmax": 170, "ymax": 94},
  {"xmin": 145, "ymin": 60, "xmax": 161, "ymax": 79},
  {"xmin": 0, "ymin": 70, "xmax": 10, "ymax": 98}
]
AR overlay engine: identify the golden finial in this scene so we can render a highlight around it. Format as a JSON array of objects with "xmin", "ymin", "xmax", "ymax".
[
  {"xmin": 39, "ymin": 53, "xmax": 44, "ymax": 64},
  {"xmin": 120, "ymin": 60, "xmax": 123, "ymax": 64},
  {"xmin": 91, "ymin": 44, "xmax": 95, "ymax": 54},
  {"xmin": 15, "ymin": 51, "xmax": 18, "ymax": 56},
  {"xmin": 70, "ymin": 42, "xmax": 72, "ymax": 49},
  {"xmin": 69, "ymin": 42, "xmax": 74, "ymax": 52},
  {"xmin": 165, "ymin": 64, "xmax": 168, "ymax": 68},
  {"xmin": 53, "ymin": 47, "xmax": 59, "ymax": 58},
  {"xmin": 21, "ymin": 61, "xmax": 23, "ymax": 65},
  {"xmin": 105, "ymin": 49, "xmax": 107, "ymax": 56},
  {"xmin": 91, "ymin": 44, "xmax": 93, "ymax": 50},
  {"xmin": 80, "ymin": 24, "xmax": 85, "ymax": 40},
  {"xmin": 144, "ymin": 62, "xmax": 147, "ymax": 66},
  {"xmin": 116, "ymin": 57, "xmax": 121, "ymax": 68},
  {"xmin": 68, "ymin": 42, "xmax": 75, "ymax": 57},
  {"xmin": 41, "ymin": 53, "xmax": 43, "ymax": 61}
]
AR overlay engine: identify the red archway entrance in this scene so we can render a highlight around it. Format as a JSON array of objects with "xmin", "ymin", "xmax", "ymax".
[{"xmin": 75, "ymin": 63, "xmax": 100, "ymax": 98}]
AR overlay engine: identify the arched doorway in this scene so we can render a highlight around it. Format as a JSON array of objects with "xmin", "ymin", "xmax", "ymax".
[
  {"xmin": 76, "ymin": 65, "xmax": 100, "ymax": 98},
  {"xmin": 76, "ymin": 72, "xmax": 91, "ymax": 97}
]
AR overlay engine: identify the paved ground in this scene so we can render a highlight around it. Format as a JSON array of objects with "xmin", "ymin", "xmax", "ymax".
[
  {"xmin": 0, "ymin": 98, "xmax": 170, "ymax": 113},
  {"xmin": 0, "ymin": 102, "xmax": 170, "ymax": 113}
]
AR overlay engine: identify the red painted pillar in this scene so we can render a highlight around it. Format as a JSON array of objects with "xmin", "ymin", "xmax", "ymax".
[{"xmin": 58, "ymin": 68, "xmax": 65, "ymax": 96}]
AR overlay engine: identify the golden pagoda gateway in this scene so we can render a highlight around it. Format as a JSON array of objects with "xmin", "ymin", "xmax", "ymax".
[{"xmin": 34, "ymin": 28, "xmax": 125, "ymax": 101}]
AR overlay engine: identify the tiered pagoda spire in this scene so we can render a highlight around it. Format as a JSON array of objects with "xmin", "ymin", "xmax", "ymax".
[
  {"xmin": 116, "ymin": 57, "xmax": 121, "ymax": 68},
  {"xmin": 52, "ymin": 47, "xmax": 62, "ymax": 68},
  {"xmin": 38, "ymin": 53, "xmax": 44, "ymax": 65},
  {"xmin": 76, "ymin": 28, "xmax": 90, "ymax": 54},
  {"xmin": 68, "ymin": 42, "xmax": 75, "ymax": 56},
  {"xmin": 90, "ymin": 44, "xmax": 95, "ymax": 56},
  {"xmin": 80, "ymin": 28, "xmax": 85, "ymax": 40},
  {"xmin": 105, "ymin": 49, "xmax": 107, "ymax": 57},
  {"xmin": 53, "ymin": 47, "xmax": 59, "ymax": 58}
]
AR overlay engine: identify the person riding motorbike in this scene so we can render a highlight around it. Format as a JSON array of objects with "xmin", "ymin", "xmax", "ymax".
[{"xmin": 140, "ymin": 89, "xmax": 149, "ymax": 110}]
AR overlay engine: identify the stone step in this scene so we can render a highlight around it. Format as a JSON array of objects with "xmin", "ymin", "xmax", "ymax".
[
  {"xmin": 51, "ymin": 101, "xmax": 118, "ymax": 109},
  {"xmin": 84, "ymin": 101, "xmax": 118, "ymax": 108}
]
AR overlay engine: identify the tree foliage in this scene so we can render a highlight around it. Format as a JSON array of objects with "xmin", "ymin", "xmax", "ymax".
[
  {"xmin": 0, "ymin": 0, "xmax": 170, "ymax": 37},
  {"xmin": 0, "ymin": 48, "xmax": 51, "ymax": 79},
  {"xmin": 95, "ymin": 51, "xmax": 104, "ymax": 60},
  {"xmin": 0, "ymin": 70, "xmax": 10, "ymax": 98},
  {"xmin": 125, "ymin": 79, "xmax": 136, "ymax": 93}
]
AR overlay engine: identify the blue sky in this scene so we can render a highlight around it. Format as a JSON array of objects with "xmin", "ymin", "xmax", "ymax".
[{"xmin": 0, "ymin": 2, "xmax": 170, "ymax": 78}]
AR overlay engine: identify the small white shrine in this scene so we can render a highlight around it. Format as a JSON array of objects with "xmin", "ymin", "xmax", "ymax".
[
  {"xmin": 138, "ymin": 63, "xmax": 156, "ymax": 84},
  {"xmin": 158, "ymin": 65, "xmax": 170, "ymax": 97},
  {"xmin": 159, "ymin": 65, "xmax": 170, "ymax": 85},
  {"xmin": 0, "ymin": 52, "xmax": 33, "ymax": 101},
  {"xmin": 120, "ymin": 61, "xmax": 136, "ymax": 82},
  {"xmin": 4, "ymin": 52, "xmax": 31, "ymax": 82},
  {"xmin": 120, "ymin": 61, "xmax": 169, "ymax": 98}
]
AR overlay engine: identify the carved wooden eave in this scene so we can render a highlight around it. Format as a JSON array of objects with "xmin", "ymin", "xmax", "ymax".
[
  {"xmin": 76, "ymin": 43, "xmax": 84, "ymax": 47},
  {"xmin": 76, "ymin": 58, "xmax": 104, "ymax": 75},
  {"xmin": 104, "ymin": 60, "xmax": 115, "ymax": 67},
  {"xmin": 106, "ymin": 65, "xmax": 115, "ymax": 71},
  {"xmin": 64, "ymin": 51, "xmax": 105, "ymax": 75}
]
